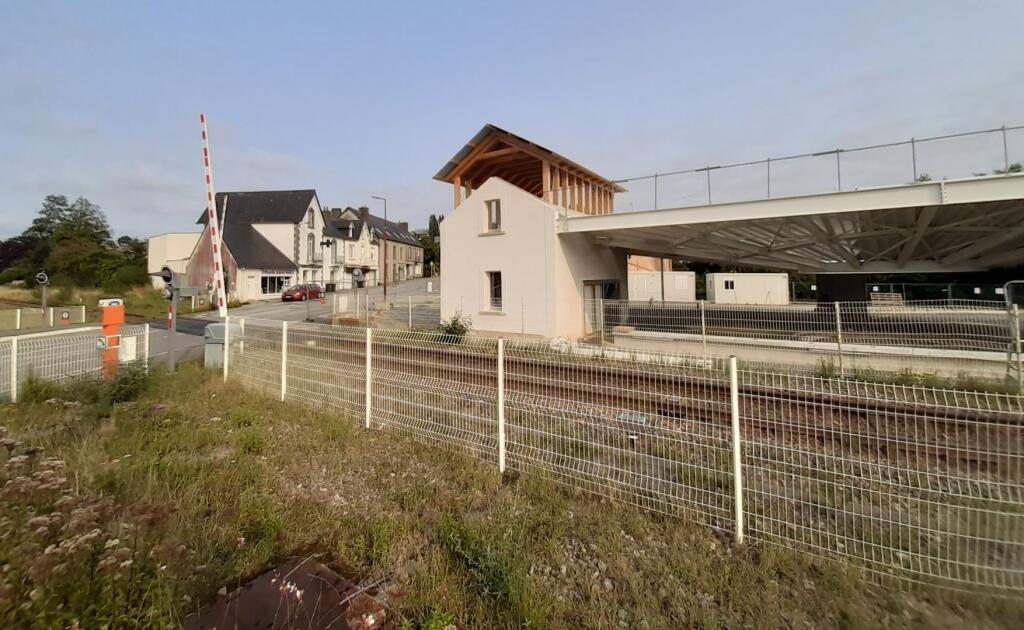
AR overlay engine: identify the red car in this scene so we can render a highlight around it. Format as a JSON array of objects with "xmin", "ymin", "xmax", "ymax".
[{"xmin": 281, "ymin": 284, "xmax": 323, "ymax": 301}]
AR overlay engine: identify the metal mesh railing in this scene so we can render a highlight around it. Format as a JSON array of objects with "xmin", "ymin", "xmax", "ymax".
[
  {"xmin": 1, "ymin": 325, "xmax": 150, "ymax": 401},
  {"xmin": 587, "ymin": 298, "xmax": 1021, "ymax": 384},
  {"xmin": 610, "ymin": 124, "xmax": 1024, "ymax": 213},
  {"xmin": 330, "ymin": 294, "xmax": 441, "ymax": 330},
  {"xmin": 225, "ymin": 318, "xmax": 1024, "ymax": 594},
  {"xmin": 738, "ymin": 368, "xmax": 1024, "ymax": 591}
]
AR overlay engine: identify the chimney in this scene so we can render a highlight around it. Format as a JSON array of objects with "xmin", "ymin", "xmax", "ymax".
[
  {"xmin": 358, "ymin": 205, "xmax": 370, "ymax": 220},
  {"xmin": 330, "ymin": 208, "xmax": 342, "ymax": 219},
  {"xmin": 398, "ymin": 221, "xmax": 409, "ymax": 232}
]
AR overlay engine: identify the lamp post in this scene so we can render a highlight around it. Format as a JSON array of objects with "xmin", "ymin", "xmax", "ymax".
[{"xmin": 371, "ymin": 195, "xmax": 388, "ymax": 298}]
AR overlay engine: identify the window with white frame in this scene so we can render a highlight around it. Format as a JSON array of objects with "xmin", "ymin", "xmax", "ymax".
[
  {"xmin": 485, "ymin": 199, "xmax": 501, "ymax": 231},
  {"xmin": 486, "ymin": 271, "xmax": 502, "ymax": 311}
]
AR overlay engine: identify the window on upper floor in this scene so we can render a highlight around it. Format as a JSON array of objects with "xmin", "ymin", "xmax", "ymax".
[
  {"xmin": 307, "ymin": 209, "xmax": 315, "ymax": 228},
  {"xmin": 307, "ymin": 233, "xmax": 315, "ymax": 261},
  {"xmin": 331, "ymin": 241, "xmax": 337, "ymax": 263},
  {"xmin": 487, "ymin": 271, "xmax": 502, "ymax": 311},
  {"xmin": 485, "ymin": 199, "xmax": 501, "ymax": 231}
]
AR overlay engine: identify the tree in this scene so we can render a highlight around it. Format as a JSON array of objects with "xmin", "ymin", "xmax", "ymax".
[
  {"xmin": 428, "ymin": 214, "xmax": 440, "ymax": 239},
  {"xmin": 994, "ymin": 162, "xmax": 1023, "ymax": 175},
  {"xmin": 24, "ymin": 194, "xmax": 71, "ymax": 240}
]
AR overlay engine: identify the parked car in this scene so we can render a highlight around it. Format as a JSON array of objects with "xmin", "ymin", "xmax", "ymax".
[{"xmin": 281, "ymin": 284, "xmax": 323, "ymax": 301}]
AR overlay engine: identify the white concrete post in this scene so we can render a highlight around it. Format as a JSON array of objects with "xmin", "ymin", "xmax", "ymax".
[
  {"xmin": 9, "ymin": 337, "xmax": 17, "ymax": 403},
  {"xmin": 78, "ymin": 305, "xmax": 86, "ymax": 323},
  {"xmin": 364, "ymin": 328, "xmax": 373, "ymax": 429},
  {"xmin": 47, "ymin": 307, "xmax": 54, "ymax": 327},
  {"xmin": 833, "ymin": 302, "xmax": 844, "ymax": 376},
  {"xmin": 408, "ymin": 296, "xmax": 413, "ymax": 330},
  {"xmin": 142, "ymin": 323, "xmax": 150, "ymax": 373},
  {"xmin": 497, "ymin": 337, "xmax": 506, "ymax": 473},
  {"xmin": 223, "ymin": 315, "xmax": 230, "ymax": 382},
  {"xmin": 728, "ymin": 356, "xmax": 744, "ymax": 544},
  {"xmin": 191, "ymin": 295, "xmax": 196, "ymax": 312},
  {"xmin": 699, "ymin": 300, "xmax": 707, "ymax": 355},
  {"xmin": 14, "ymin": 308, "xmax": 20, "ymax": 330},
  {"xmin": 280, "ymin": 321, "xmax": 288, "ymax": 401},
  {"xmin": 239, "ymin": 318, "xmax": 246, "ymax": 354}
]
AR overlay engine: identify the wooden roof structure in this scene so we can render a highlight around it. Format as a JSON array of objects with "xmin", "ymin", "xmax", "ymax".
[{"xmin": 434, "ymin": 124, "xmax": 626, "ymax": 215}]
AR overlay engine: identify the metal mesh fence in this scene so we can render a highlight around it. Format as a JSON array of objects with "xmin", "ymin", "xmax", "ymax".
[
  {"xmin": 1, "ymin": 325, "xmax": 149, "ymax": 401},
  {"xmin": 738, "ymin": 369, "xmax": 1024, "ymax": 591},
  {"xmin": 588, "ymin": 299, "xmax": 1020, "ymax": 384},
  {"xmin": 330, "ymin": 294, "xmax": 441, "ymax": 330},
  {"xmin": 225, "ymin": 318, "xmax": 1024, "ymax": 594}
]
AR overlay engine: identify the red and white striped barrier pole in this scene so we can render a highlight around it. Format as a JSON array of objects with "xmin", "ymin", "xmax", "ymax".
[{"xmin": 200, "ymin": 113, "xmax": 229, "ymax": 319}]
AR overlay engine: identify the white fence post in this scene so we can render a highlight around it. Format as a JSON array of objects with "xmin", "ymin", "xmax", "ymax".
[
  {"xmin": 364, "ymin": 328, "xmax": 373, "ymax": 429},
  {"xmin": 598, "ymin": 298, "xmax": 605, "ymax": 345},
  {"xmin": 223, "ymin": 315, "xmax": 230, "ymax": 382},
  {"xmin": 728, "ymin": 355, "xmax": 744, "ymax": 544},
  {"xmin": 279, "ymin": 321, "xmax": 288, "ymax": 402},
  {"xmin": 408, "ymin": 296, "xmax": 413, "ymax": 330},
  {"xmin": 142, "ymin": 323, "xmax": 150, "ymax": 373},
  {"xmin": 9, "ymin": 337, "xmax": 17, "ymax": 403},
  {"xmin": 47, "ymin": 307, "xmax": 54, "ymax": 327},
  {"xmin": 699, "ymin": 300, "xmax": 707, "ymax": 355},
  {"xmin": 239, "ymin": 318, "xmax": 246, "ymax": 353},
  {"xmin": 1013, "ymin": 304, "xmax": 1022, "ymax": 391},
  {"xmin": 78, "ymin": 305, "xmax": 86, "ymax": 323},
  {"xmin": 833, "ymin": 301, "xmax": 844, "ymax": 376},
  {"xmin": 14, "ymin": 308, "xmax": 20, "ymax": 330},
  {"xmin": 497, "ymin": 337, "xmax": 506, "ymax": 473}
]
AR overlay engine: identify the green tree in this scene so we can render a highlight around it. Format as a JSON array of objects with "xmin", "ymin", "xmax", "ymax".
[{"xmin": 994, "ymin": 162, "xmax": 1023, "ymax": 175}]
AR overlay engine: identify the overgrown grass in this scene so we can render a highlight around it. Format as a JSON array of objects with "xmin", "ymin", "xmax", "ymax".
[{"xmin": 1, "ymin": 366, "xmax": 1021, "ymax": 628}]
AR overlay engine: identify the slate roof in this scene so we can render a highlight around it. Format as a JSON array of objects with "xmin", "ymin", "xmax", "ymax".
[
  {"xmin": 325, "ymin": 207, "xmax": 422, "ymax": 247},
  {"xmin": 220, "ymin": 225, "xmax": 297, "ymax": 271},
  {"xmin": 321, "ymin": 210, "xmax": 366, "ymax": 242},
  {"xmin": 195, "ymin": 190, "xmax": 309, "ymax": 271},
  {"xmin": 196, "ymin": 190, "xmax": 317, "ymax": 225}
]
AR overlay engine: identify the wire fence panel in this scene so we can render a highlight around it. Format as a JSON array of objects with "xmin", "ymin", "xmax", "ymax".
[
  {"xmin": 503, "ymin": 339, "xmax": 735, "ymax": 525},
  {"xmin": 590, "ymin": 299, "xmax": 1017, "ymax": 383},
  {"xmin": 0, "ymin": 339, "xmax": 11, "ymax": 400},
  {"xmin": 330, "ymin": 295, "xmax": 442, "ymax": 331},
  {"xmin": 738, "ymin": 369, "xmax": 1024, "ymax": 592},
  {"xmin": 228, "ymin": 320, "xmax": 284, "ymax": 399},
  {"xmin": 222, "ymin": 321, "xmax": 1024, "ymax": 594},
  {"xmin": 371, "ymin": 329, "xmax": 498, "ymax": 462},
  {"xmin": 284, "ymin": 321, "xmax": 366, "ymax": 418}
]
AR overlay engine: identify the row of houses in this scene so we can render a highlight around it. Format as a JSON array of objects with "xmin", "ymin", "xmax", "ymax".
[{"xmin": 148, "ymin": 190, "xmax": 424, "ymax": 302}]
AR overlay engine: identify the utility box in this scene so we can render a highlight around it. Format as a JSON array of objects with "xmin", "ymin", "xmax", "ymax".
[
  {"xmin": 203, "ymin": 322, "xmax": 243, "ymax": 369},
  {"xmin": 706, "ymin": 273, "xmax": 790, "ymax": 305}
]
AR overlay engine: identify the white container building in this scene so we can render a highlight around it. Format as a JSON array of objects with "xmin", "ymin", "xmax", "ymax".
[{"xmin": 706, "ymin": 272, "xmax": 790, "ymax": 305}]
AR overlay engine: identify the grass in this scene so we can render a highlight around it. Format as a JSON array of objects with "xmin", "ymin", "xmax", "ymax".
[
  {"xmin": 0, "ymin": 285, "xmax": 250, "ymax": 321},
  {"xmin": 1, "ymin": 365, "xmax": 1021, "ymax": 628}
]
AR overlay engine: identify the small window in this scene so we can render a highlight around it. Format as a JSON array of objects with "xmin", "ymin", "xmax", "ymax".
[
  {"xmin": 487, "ymin": 271, "xmax": 502, "ymax": 310},
  {"xmin": 724, "ymin": 279, "xmax": 735, "ymax": 290},
  {"xmin": 307, "ymin": 209, "xmax": 315, "ymax": 228},
  {"xmin": 485, "ymin": 199, "xmax": 501, "ymax": 231}
]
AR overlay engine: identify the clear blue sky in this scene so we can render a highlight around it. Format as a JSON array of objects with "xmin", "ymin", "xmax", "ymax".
[{"xmin": 2, "ymin": 0, "xmax": 1022, "ymax": 239}]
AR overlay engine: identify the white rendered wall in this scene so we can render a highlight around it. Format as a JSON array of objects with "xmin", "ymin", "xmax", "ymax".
[
  {"xmin": 147, "ymin": 233, "xmax": 201, "ymax": 288},
  {"xmin": 252, "ymin": 224, "xmax": 296, "ymax": 263},
  {"xmin": 441, "ymin": 177, "xmax": 625, "ymax": 339}
]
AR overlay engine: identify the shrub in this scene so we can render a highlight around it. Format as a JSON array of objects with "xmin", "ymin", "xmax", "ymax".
[{"xmin": 436, "ymin": 312, "xmax": 472, "ymax": 343}]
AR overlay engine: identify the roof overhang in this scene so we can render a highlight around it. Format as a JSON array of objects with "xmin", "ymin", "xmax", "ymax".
[{"xmin": 562, "ymin": 174, "xmax": 1024, "ymax": 273}]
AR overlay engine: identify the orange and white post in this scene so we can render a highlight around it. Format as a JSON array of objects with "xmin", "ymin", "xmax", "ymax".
[{"xmin": 100, "ymin": 299, "xmax": 125, "ymax": 379}]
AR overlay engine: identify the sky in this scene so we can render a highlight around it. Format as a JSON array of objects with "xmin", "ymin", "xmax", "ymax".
[{"xmin": 1, "ymin": 0, "xmax": 1022, "ymax": 239}]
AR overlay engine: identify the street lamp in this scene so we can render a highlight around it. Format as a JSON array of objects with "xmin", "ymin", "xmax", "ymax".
[{"xmin": 371, "ymin": 195, "xmax": 387, "ymax": 298}]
